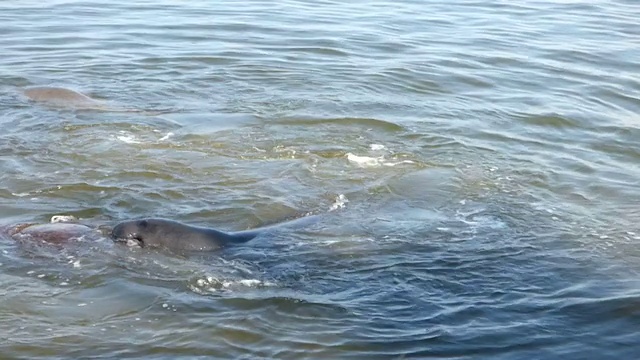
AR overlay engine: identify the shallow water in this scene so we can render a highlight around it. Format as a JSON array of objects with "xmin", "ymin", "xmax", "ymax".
[{"xmin": 1, "ymin": 0, "xmax": 640, "ymax": 358}]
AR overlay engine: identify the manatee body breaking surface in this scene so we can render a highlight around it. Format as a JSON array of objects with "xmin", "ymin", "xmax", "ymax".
[
  {"xmin": 111, "ymin": 214, "xmax": 322, "ymax": 252},
  {"xmin": 23, "ymin": 86, "xmax": 167, "ymax": 114},
  {"xmin": 1, "ymin": 216, "xmax": 106, "ymax": 245},
  {"xmin": 10, "ymin": 223, "xmax": 98, "ymax": 244},
  {"xmin": 24, "ymin": 86, "xmax": 108, "ymax": 110}
]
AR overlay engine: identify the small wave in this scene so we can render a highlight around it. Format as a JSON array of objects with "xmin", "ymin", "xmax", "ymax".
[{"xmin": 113, "ymin": 130, "xmax": 175, "ymax": 144}]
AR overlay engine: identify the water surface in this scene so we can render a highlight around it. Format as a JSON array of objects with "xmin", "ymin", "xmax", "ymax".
[{"xmin": 1, "ymin": 0, "xmax": 640, "ymax": 358}]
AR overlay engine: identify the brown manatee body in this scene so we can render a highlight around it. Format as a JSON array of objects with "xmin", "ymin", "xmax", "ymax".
[
  {"xmin": 23, "ymin": 86, "xmax": 167, "ymax": 114},
  {"xmin": 2, "ymin": 221, "xmax": 103, "ymax": 245},
  {"xmin": 24, "ymin": 86, "xmax": 107, "ymax": 109}
]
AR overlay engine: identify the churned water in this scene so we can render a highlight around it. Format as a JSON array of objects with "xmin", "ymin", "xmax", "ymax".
[{"xmin": 1, "ymin": 0, "xmax": 640, "ymax": 358}]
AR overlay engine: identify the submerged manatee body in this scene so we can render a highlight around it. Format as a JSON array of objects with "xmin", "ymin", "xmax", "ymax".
[
  {"xmin": 23, "ymin": 86, "xmax": 166, "ymax": 114},
  {"xmin": 24, "ymin": 86, "xmax": 107, "ymax": 109},
  {"xmin": 1, "ymin": 216, "xmax": 108, "ymax": 245},
  {"xmin": 4, "ymin": 222, "xmax": 99, "ymax": 244}
]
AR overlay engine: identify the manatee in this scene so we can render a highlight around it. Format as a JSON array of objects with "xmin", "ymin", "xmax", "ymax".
[{"xmin": 23, "ymin": 86, "xmax": 169, "ymax": 114}]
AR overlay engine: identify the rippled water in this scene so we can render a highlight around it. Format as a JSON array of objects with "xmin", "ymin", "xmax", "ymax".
[{"xmin": 1, "ymin": 0, "xmax": 640, "ymax": 358}]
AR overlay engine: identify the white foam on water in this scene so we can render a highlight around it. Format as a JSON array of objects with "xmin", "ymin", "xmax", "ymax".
[
  {"xmin": 161, "ymin": 303, "xmax": 177, "ymax": 312},
  {"xmin": 460, "ymin": 213, "xmax": 508, "ymax": 231},
  {"xmin": 329, "ymin": 194, "xmax": 349, "ymax": 211},
  {"xmin": 112, "ymin": 129, "xmax": 176, "ymax": 144},
  {"xmin": 238, "ymin": 279, "xmax": 262, "ymax": 287},
  {"xmin": 382, "ymin": 160, "xmax": 415, "ymax": 167},
  {"xmin": 115, "ymin": 133, "xmax": 142, "ymax": 144},
  {"xmin": 50, "ymin": 215, "xmax": 78, "ymax": 223},
  {"xmin": 190, "ymin": 275, "xmax": 276, "ymax": 294},
  {"xmin": 126, "ymin": 239, "xmax": 141, "ymax": 248},
  {"xmin": 158, "ymin": 132, "xmax": 174, "ymax": 141},
  {"xmin": 346, "ymin": 153, "xmax": 381, "ymax": 167},
  {"xmin": 346, "ymin": 152, "xmax": 416, "ymax": 168}
]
